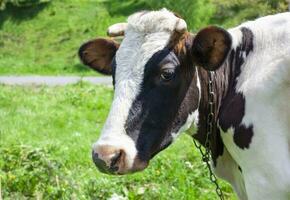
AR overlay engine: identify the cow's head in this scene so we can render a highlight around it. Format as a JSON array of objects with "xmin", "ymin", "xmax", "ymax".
[{"xmin": 79, "ymin": 9, "xmax": 232, "ymax": 174}]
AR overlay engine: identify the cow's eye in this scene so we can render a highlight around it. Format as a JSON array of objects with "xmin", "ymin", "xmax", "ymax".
[{"xmin": 160, "ymin": 68, "xmax": 175, "ymax": 81}]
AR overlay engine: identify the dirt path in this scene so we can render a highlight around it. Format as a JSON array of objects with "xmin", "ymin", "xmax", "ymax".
[{"xmin": 0, "ymin": 76, "xmax": 112, "ymax": 86}]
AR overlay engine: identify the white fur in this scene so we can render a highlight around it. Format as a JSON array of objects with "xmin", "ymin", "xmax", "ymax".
[
  {"xmin": 93, "ymin": 9, "xmax": 188, "ymax": 169},
  {"xmin": 127, "ymin": 8, "xmax": 187, "ymax": 34},
  {"xmin": 214, "ymin": 147, "xmax": 247, "ymax": 200},
  {"xmin": 196, "ymin": 67, "xmax": 201, "ymax": 104},
  {"xmin": 95, "ymin": 10, "xmax": 290, "ymax": 199},
  {"xmin": 194, "ymin": 68, "xmax": 201, "ymax": 128},
  {"xmin": 220, "ymin": 12, "xmax": 290, "ymax": 200}
]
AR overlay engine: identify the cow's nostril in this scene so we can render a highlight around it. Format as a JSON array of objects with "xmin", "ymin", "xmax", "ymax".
[
  {"xmin": 92, "ymin": 149, "xmax": 125, "ymax": 174},
  {"xmin": 110, "ymin": 151, "xmax": 122, "ymax": 168},
  {"xmin": 92, "ymin": 150, "xmax": 99, "ymax": 161},
  {"xmin": 92, "ymin": 151, "xmax": 108, "ymax": 173},
  {"xmin": 95, "ymin": 152, "xmax": 99, "ymax": 159}
]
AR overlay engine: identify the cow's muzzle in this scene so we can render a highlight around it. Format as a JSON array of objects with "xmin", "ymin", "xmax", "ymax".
[
  {"xmin": 92, "ymin": 143, "xmax": 149, "ymax": 175},
  {"xmin": 92, "ymin": 149, "xmax": 124, "ymax": 174}
]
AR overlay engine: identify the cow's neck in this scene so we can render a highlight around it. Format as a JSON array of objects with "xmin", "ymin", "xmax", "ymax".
[
  {"xmin": 193, "ymin": 64, "xmax": 230, "ymax": 165},
  {"xmin": 192, "ymin": 26, "xmax": 254, "ymax": 164}
]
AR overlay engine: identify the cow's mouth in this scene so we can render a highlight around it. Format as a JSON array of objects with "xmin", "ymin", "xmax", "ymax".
[{"xmin": 92, "ymin": 148, "xmax": 149, "ymax": 175}]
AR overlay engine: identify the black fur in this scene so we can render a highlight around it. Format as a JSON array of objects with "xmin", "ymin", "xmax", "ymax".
[
  {"xmin": 124, "ymin": 48, "xmax": 199, "ymax": 161},
  {"xmin": 219, "ymin": 27, "xmax": 254, "ymax": 150}
]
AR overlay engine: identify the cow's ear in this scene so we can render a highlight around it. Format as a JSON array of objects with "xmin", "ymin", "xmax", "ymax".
[
  {"xmin": 192, "ymin": 26, "xmax": 232, "ymax": 71},
  {"xmin": 78, "ymin": 38, "xmax": 119, "ymax": 75}
]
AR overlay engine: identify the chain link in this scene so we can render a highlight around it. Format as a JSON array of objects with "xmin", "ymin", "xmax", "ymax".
[{"xmin": 193, "ymin": 71, "xmax": 225, "ymax": 200}]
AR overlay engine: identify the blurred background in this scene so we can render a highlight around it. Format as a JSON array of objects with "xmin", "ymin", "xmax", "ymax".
[
  {"xmin": 0, "ymin": 0, "xmax": 289, "ymax": 199},
  {"xmin": 0, "ymin": 0, "xmax": 288, "ymax": 75}
]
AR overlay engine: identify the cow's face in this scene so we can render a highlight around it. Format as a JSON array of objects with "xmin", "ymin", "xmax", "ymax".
[{"xmin": 79, "ymin": 9, "xmax": 232, "ymax": 174}]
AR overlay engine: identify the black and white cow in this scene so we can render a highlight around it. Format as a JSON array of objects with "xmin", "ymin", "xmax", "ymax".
[{"xmin": 79, "ymin": 9, "xmax": 290, "ymax": 200}]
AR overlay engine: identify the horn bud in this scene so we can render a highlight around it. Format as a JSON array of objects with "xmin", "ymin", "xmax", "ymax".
[
  {"xmin": 107, "ymin": 23, "xmax": 128, "ymax": 37},
  {"xmin": 175, "ymin": 18, "xmax": 187, "ymax": 33}
]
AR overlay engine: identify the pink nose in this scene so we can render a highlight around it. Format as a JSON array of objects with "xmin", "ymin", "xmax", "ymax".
[{"xmin": 92, "ymin": 145, "xmax": 125, "ymax": 174}]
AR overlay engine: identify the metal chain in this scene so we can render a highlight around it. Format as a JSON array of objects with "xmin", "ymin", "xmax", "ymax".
[{"xmin": 193, "ymin": 71, "xmax": 225, "ymax": 200}]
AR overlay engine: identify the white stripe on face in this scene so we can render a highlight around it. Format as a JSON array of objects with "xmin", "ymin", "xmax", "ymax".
[{"xmin": 93, "ymin": 9, "xmax": 186, "ymax": 171}]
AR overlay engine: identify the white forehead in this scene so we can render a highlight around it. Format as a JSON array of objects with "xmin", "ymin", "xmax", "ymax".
[
  {"xmin": 101, "ymin": 9, "xmax": 187, "ymax": 138},
  {"xmin": 115, "ymin": 9, "xmax": 186, "ymax": 85},
  {"xmin": 127, "ymin": 8, "xmax": 187, "ymax": 34}
]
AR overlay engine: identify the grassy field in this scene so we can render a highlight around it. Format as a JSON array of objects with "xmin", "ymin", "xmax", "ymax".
[
  {"xmin": 0, "ymin": 0, "xmax": 287, "ymax": 75},
  {"xmin": 0, "ymin": 83, "xmax": 237, "ymax": 199},
  {"xmin": 1, "ymin": 1, "xmax": 288, "ymax": 199},
  {"xmin": 0, "ymin": 0, "xmax": 127, "ymax": 75},
  {"xmin": 0, "ymin": 0, "xmax": 212, "ymax": 76}
]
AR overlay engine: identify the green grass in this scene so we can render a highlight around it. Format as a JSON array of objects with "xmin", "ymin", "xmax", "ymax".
[
  {"xmin": 0, "ymin": 83, "xmax": 238, "ymax": 199},
  {"xmin": 0, "ymin": 0, "xmax": 215, "ymax": 76},
  {"xmin": 0, "ymin": 0, "xmax": 128, "ymax": 75},
  {"xmin": 0, "ymin": 0, "xmax": 287, "ymax": 76}
]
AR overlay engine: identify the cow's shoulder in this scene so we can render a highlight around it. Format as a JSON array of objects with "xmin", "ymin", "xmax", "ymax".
[{"xmin": 230, "ymin": 13, "xmax": 290, "ymax": 95}]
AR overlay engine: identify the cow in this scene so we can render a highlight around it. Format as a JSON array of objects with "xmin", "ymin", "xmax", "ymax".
[{"xmin": 78, "ymin": 9, "xmax": 290, "ymax": 200}]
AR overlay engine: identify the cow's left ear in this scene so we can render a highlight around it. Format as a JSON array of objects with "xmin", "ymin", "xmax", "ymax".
[{"xmin": 191, "ymin": 26, "xmax": 232, "ymax": 71}]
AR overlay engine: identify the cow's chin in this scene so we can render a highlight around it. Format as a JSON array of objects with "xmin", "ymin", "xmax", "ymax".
[{"xmin": 132, "ymin": 157, "xmax": 150, "ymax": 172}]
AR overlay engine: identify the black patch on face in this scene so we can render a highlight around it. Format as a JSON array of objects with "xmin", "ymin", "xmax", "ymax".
[
  {"xmin": 111, "ymin": 57, "xmax": 117, "ymax": 86},
  {"xmin": 124, "ymin": 47, "xmax": 199, "ymax": 161},
  {"xmin": 219, "ymin": 27, "xmax": 254, "ymax": 150}
]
